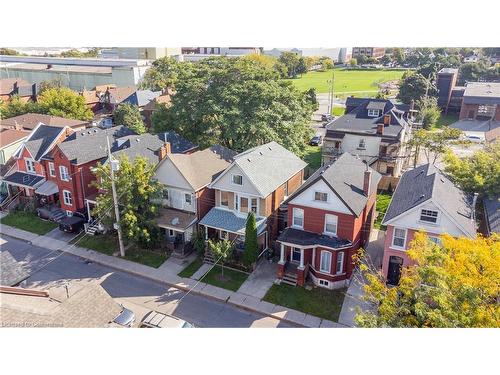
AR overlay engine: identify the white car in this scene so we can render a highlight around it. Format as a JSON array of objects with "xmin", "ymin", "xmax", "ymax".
[{"xmin": 139, "ymin": 311, "xmax": 194, "ymax": 328}]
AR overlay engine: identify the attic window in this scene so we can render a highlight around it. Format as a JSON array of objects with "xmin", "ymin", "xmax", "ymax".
[
  {"xmin": 368, "ymin": 109, "xmax": 380, "ymax": 117},
  {"xmin": 232, "ymin": 174, "xmax": 243, "ymax": 185},
  {"xmin": 420, "ymin": 209, "xmax": 438, "ymax": 223}
]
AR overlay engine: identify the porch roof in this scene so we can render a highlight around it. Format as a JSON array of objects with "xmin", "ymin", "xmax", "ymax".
[
  {"xmin": 199, "ymin": 207, "xmax": 266, "ymax": 235},
  {"xmin": 3, "ymin": 172, "xmax": 44, "ymax": 188},
  {"xmin": 35, "ymin": 180, "xmax": 58, "ymax": 196},
  {"xmin": 155, "ymin": 207, "xmax": 197, "ymax": 232},
  {"xmin": 277, "ymin": 228, "xmax": 351, "ymax": 250}
]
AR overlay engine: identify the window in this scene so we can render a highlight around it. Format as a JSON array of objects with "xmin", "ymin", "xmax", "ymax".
[
  {"xmin": 282, "ymin": 182, "xmax": 288, "ymax": 197},
  {"xmin": 169, "ymin": 229, "xmax": 175, "ymax": 236},
  {"xmin": 232, "ymin": 174, "xmax": 243, "ymax": 185},
  {"xmin": 314, "ymin": 192, "xmax": 328, "ymax": 202},
  {"xmin": 318, "ymin": 279, "xmax": 330, "ymax": 287},
  {"xmin": 428, "ymin": 236, "xmax": 441, "ymax": 246},
  {"xmin": 234, "ymin": 194, "xmax": 239, "ymax": 210},
  {"xmin": 25, "ymin": 159, "xmax": 35, "ymax": 173},
  {"xmin": 251, "ymin": 198, "xmax": 258, "ymax": 214},
  {"xmin": 420, "ymin": 209, "xmax": 438, "ymax": 223},
  {"xmin": 324, "ymin": 214, "xmax": 338, "ymax": 236},
  {"xmin": 66, "ymin": 210, "xmax": 73, "ymax": 217},
  {"xmin": 59, "ymin": 166, "xmax": 69, "ymax": 181},
  {"xmin": 477, "ymin": 105, "xmax": 495, "ymax": 118},
  {"xmin": 392, "ymin": 227, "xmax": 407, "ymax": 249},
  {"xmin": 240, "ymin": 197, "xmax": 248, "ymax": 213},
  {"xmin": 185, "ymin": 193, "xmax": 192, "ymax": 205},
  {"xmin": 358, "ymin": 139, "xmax": 366, "ymax": 149},
  {"xmin": 320, "ymin": 251, "xmax": 332, "ymax": 273},
  {"xmin": 49, "ymin": 162, "xmax": 56, "ymax": 177},
  {"xmin": 220, "ymin": 191, "xmax": 229, "ymax": 207},
  {"xmin": 63, "ymin": 190, "xmax": 72, "ymax": 206},
  {"xmin": 292, "ymin": 208, "xmax": 304, "ymax": 228},
  {"xmin": 220, "ymin": 230, "xmax": 229, "ymax": 240},
  {"xmin": 162, "ymin": 189, "xmax": 169, "ymax": 200},
  {"xmin": 336, "ymin": 251, "xmax": 344, "ymax": 274},
  {"xmin": 368, "ymin": 109, "xmax": 380, "ymax": 117}
]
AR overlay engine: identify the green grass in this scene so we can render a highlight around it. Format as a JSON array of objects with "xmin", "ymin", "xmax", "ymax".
[
  {"xmin": 264, "ymin": 283, "xmax": 346, "ymax": 322},
  {"xmin": 375, "ymin": 193, "xmax": 392, "ymax": 230},
  {"xmin": 178, "ymin": 256, "xmax": 204, "ymax": 278},
  {"xmin": 202, "ymin": 265, "xmax": 249, "ymax": 292},
  {"xmin": 286, "ymin": 67, "xmax": 406, "ymax": 94},
  {"xmin": 302, "ymin": 145, "xmax": 322, "ymax": 171},
  {"xmin": 0, "ymin": 211, "xmax": 57, "ymax": 235},
  {"xmin": 73, "ymin": 234, "xmax": 117, "ymax": 255},
  {"xmin": 431, "ymin": 113, "xmax": 459, "ymax": 130},
  {"xmin": 332, "ymin": 107, "xmax": 346, "ymax": 116},
  {"xmin": 124, "ymin": 249, "xmax": 167, "ymax": 268}
]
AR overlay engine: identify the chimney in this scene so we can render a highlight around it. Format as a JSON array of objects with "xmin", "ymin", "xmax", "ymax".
[
  {"xmin": 383, "ymin": 114, "xmax": 391, "ymax": 126},
  {"xmin": 363, "ymin": 169, "xmax": 372, "ymax": 196},
  {"xmin": 158, "ymin": 142, "xmax": 171, "ymax": 161},
  {"xmin": 377, "ymin": 123, "xmax": 384, "ymax": 135}
]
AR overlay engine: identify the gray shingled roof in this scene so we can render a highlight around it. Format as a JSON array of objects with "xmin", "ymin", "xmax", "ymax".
[
  {"xmin": 382, "ymin": 164, "xmax": 476, "ymax": 237},
  {"xmin": 199, "ymin": 207, "xmax": 266, "ymax": 235},
  {"xmin": 3, "ymin": 172, "xmax": 44, "ymax": 187},
  {"xmin": 222, "ymin": 141, "xmax": 306, "ymax": 198},
  {"xmin": 286, "ymin": 153, "xmax": 381, "ymax": 217},
  {"xmin": 277, "ymin": 228, "xmax": 352, "ymax": 249},
  {"xmin": 483, "ymin": 197, "xmax": 500, "ymax": 235},
  {"xmin": 0, "ymin": 251, "xmax": 30, "ymax": 286},
  {"xmin": 134, "ymin": 90, "xmax": 162, "ymax": 107},
  {"xmin": 24, "ymin": 125, "xmax": 65, "ymax": 161}
]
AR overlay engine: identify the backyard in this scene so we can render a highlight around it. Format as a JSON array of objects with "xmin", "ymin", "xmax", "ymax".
[
  {"xmin": 264, "ymin": 283, "xmax": 346, "ymax": 322},
  {"xmin": 286, "ymin": 67, "xmax": 406, "ymax": 95},
  {"xmin": 0, "ymin": 211, "xmax": 58, "ymax": 235},
  {"xmin": 375, "ymin": 193, "xmax": 392, "ymax": 229},
  {"xmin": 302, "ymin": 145, "xmax": 322, "ymax": 172},
  {"xmin": 431, "ymin": 113, "xmax": 459, "ymax": 130}
]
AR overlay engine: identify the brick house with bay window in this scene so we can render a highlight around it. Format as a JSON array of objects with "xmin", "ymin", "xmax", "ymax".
[{"xmin": 277, "ymin": 153, "xmax": 381, "ymax": 289}]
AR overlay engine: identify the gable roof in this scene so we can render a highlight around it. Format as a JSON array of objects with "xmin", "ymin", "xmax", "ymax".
[
  {"xmin": 107, "ymin": 133, "xmax": 167, "ymax": 165},
  {"xmin": 0, "ymin": 251, "xmax": 30, "ymax": 286},
  {"xmin": 0, "ymin": 78, "xmax": 31, "ymax": 95},
  {"xmin": 382, "ymin": 164, "xmax": 476, "ymax": 237},
  {"xmin": 211, "ymin": 141, "xmax": 307, "ymax": 198},
  {"xmin": 163, "ymin": 145, "xmax": 236, "ymax": 191},
  {"xmin": 107, "ymin": 86, "xmax": 137, "ymax": 104},
  {"xmin": 483, "ymin": 197, "xmax": 500, "ymax": 235},
  {"xmin": 20, "ymin": 124, "xmax": 69, "ymax": 161},
  {"xmin": 131, "ymin": 89, "xmax": 162, "ymax": 107},
  {"xmin": 0, "ymin": 128, "xmax": 28, "ymax": 148},
  {"xmin": 286, "ymin": 152, "xmax": 381, "ymax": 216},
  {"xmin": 0, "ymin": 113, "xmax": 88, "ymax": 131},
  {"xmin": 143, "ymin": 93, "xmax": 171, "ymax": 111}
]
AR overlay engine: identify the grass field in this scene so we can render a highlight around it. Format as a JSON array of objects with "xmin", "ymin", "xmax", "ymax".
[
  {"xmin": 0, "ymin": 211, "xmax": 57, "ymax": 235},
  {"xmin": 286, "ymin": 68, "xmax": 406, "ymax": 94},
  {"xmin": 202, "ymin": 265, "xmax": 249, "ymax": 292}
]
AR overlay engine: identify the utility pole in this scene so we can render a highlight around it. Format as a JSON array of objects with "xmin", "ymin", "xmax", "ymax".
[
  {"xmin": 329, "ymin": 70, "xmax": 335, "ymax": 116},
  {"xmin": 106, "ymin": 133, "xmax": 125, "ymax": 257}
]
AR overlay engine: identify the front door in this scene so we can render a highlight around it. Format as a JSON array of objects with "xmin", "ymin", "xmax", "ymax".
[
  {"xmin": 387, "ymin": 256, "xmax": 403, "ymax": 285},
  {"xmin": 291, "ymin": 248, "xmax": 301, "ymax": 264}
]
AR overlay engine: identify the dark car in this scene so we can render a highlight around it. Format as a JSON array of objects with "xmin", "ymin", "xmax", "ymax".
[
  {"xmin": 37, "ymin": 205, "xmax": 66, "ymax": 222},
  {"xmin": 58, "ymin": 214, "xmax": 85, "ymax": 233},
  {"xmin": 309, "ymin": 135, "xmax": 323, "ymax": 146},
  {"xmin": 321, "ymin": 114, "xmax": 334, "ymax": 122}
]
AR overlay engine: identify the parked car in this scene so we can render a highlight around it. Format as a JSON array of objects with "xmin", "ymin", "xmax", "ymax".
[
  {"xmin": 37, "ymin": 205, "xmax": 66, "ymax": 222},
  {"xmin": 113, "ymin": 306, "xmax": 135, "ymax": 327},
  {"xmin": 309, "ymin": 135, "xmax": 323, "ymax": 146},
  {"xmin": 321, "ymin": 114, "xmax": 334, "ymax": 122},
  {"xmin": 139, "ymin": 311, "xmax": 194, "ymax": 328},
  {"xmin": 58, "ymin": 213, "xmax": 86, "ymax": 233}
]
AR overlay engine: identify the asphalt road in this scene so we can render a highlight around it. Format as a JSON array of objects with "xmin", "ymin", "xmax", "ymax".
[{"xmin": 0, "ymin": 235, "xmax": 292, "ymax": 328}]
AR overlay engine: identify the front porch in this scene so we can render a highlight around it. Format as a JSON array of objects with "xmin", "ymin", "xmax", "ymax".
[{"xmin": 155, "ymin": 207, "xmax": 197, "ymax": 258}]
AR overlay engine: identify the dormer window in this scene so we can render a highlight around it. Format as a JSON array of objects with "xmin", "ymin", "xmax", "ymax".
[
  {"xmin": 358, "ymin": 139, "xmax": 366, "ymax": 149},
  {"xmin": 314, "ymin": 192, "xmax": 328, "ymax": 202},
  {"xmin": 232, "ymin": 174, "xmax": 243, "ymax": 185},
  {"xmin": 25, "ymin": 159, "xmax": 35, "ymax": 174},
  {"xmin": 420, "ymin": 209, "xmax": 438, "ymax": 223},
  {"xmin": 368, "ymin": 109, "xmax": 380, "ymax": 117}
]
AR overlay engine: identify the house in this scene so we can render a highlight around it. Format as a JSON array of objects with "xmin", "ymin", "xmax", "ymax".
[
  {"xmin": 0, "ymin": 78, "xmax": 37, "ymax": 103},
  {"xmin": 199, "ymin": 141, "xmax": 306, "ymax": 253},
  {"xmin": 154, "ymin": 145, "xmax": 236, "ymax": 256},
  {"xmin": 276, "ymin": 153, "xmax": 381, "ymax": 288},
  {"xmin": 352, "ymin": 47, "xmax": 386, "ymax": 59},
  {"xmin": 142, "ymin": 92, "xmax": 171, "ymax": 128},
  {"xmin": 101, "ymin": 86, "xmax": 137, "ymax": 112},
  {"xmin": 482, "ymin": 197, "xmax": 499, "ymax": 237},
  {"xmin": 2, "ymin": 124, "xmax": 72, "ymax": 208},
  {"xmin": 463, "ymin": 54, "xmax": 480, "ymax": 63},
  {"xmin": 0, "ymin": 128, "xmax": 29, "ymax": 165},
  {"xmin": 0, "ymin": 113, "xmax": 89, "ymax": 132},
  {"xmin": 322, "ymin": 98, "xmax": 411, "ymax": 184},
  {"xmin": 381, "ymin": 164, "xmax": 476, "ymax": 285}
]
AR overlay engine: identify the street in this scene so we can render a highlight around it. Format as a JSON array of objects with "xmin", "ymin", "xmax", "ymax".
[{"xmin": 0, "ymin": 235, "xmax": 292, "ymax": 328}]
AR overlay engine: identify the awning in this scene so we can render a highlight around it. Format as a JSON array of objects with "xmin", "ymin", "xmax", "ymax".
[
  {"xmin": 199, "ymin": 207, "xmax": 267, "ymax": 235},
  {"xmin": 35, "ymin": 180, "xmax": 58, "ymax": 196},
  {"xmin": 3, "ymin": 172, "xmax": 44, "ymax": 188},
  {"xmin": 155, "ymin": 208, "xmax": 197, "ymax": 232}
]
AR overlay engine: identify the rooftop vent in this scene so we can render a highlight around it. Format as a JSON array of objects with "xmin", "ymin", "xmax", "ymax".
[
  {"xmin": 171, "ymin": 217, "xmax": 179, "ymax": 225},
  {"xmin": 247, "ymin": 158, "xmax": 251, "ymax": 162}
]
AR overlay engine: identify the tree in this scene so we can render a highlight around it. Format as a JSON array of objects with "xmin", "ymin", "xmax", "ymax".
[
  {"xmin": 152, "ymin": 57, "xmax": 314, "ymax": 156},
  {"xmin": 349, "ymin": 58, "xmax": 357, "ymax": 66},
  {"xmin": 243, "ymin": 212, "xmax": 258, "ymax": 267},
  {"xmin": 208, "ymin": 239, "xmax": 234, "ymax": 280},
  {"xmin": 60, "ymin": 48, "xmax": 99, "ymax": 58},
  {"xmin": 415, "ymin": 97, "xmax": 441, "ymax": 129},
  {"xmin": 392, "ymin": 48, "xmax": 405, "ymax": 64},
  {"xmin": 459, "ymin": 61, "xmax": 500, "ymax": 83},
  {"xmin": 39, "ymin": 78, "xmax": 64, "ymax": 93},
  {"xmin": 0, "ymin": 95, "xmax": 35, "ymax": 119},
  {"xmin": 191, "ymin": 229, "xmax": 206, "ymax": 257},
  {"xmin": 397, "ymin": 71, "xmax": 437, "ymax": 105},
  {"xmin": 113, "ymin": 103, "xmax": 146, "ymax": 134},
  {"xmin": 278, "ymin": 51, "xmax": 302, "ymax": 78},
  {"xmin": 356, "ymin": 232, "xmax": 500, "ymax": 328},
  {"xmin": 444, "ymin": 143, "xmax": 500, "ymax": 198},
  {"xmin": 92, "ymin": 156, "xmax": 163, "ymax": 249},
  {"xmin": 36, "ymin": 87, "xmax": 93, "ymax": 120},
  {"xmin": 305, "ymin": 88, "xmax": 319, "ymax": 111},
  {"xmin": 139, "ymin": 56, "xmax": 188, "ymax": 91},
  {"xmin": 406, "ymin": 127, "xmax": 462, "ymax": 167},
  {"xmin": 0, "ymin": 48, "xmax": 20, "ymax": 55}
]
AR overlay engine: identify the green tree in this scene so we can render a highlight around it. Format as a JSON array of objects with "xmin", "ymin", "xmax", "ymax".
[
  {"xmin": 406, "ymin": 127, "xmax": 462, "ymax": 167},
  {"xmin": 392, "ymin": 48, "xmax": 405, "ymax": 64},
  {"xmin": 318, "ymin": 56, "xmax": 334, "ymax": 70},
  {"xmin": 139, "ymin": 56, "xmax": 188, "ymax": 91},
  {"xmin": 91, "ymin": 156, "xmax": 163, "ymax": 249},
  {"xmin": 415, "ymin": 97, "xmax": 441, "ymax": 129},
  {"xmin": 278, "ymin": 51, "xmax": 302, "ymax": 78},
  {"xmin": 60, "ymin": 48, "xmax": 99, "ymax": 58},
  {"xmin": 243, "ymin": 212, "xmax": 258, "ymax": 267},
  {"xmin": 191, "ymin": 229, "xmax": 206, "ymax": 257},
  {"xmin": 0, "ymin": 95, "xmax": 35, "ymax": 119},
  {"xmin": 152, "ymin": 57, "xmax": 314, "ymax": 156},
  {"xmin": 36, "ymin": 87, "xmax": 93, "ymax": 120},
  {"xmin": 113, "ymin": 103, "xmax": 146, "ymax": 134},
  {"xmin": 0, "ymin": 48, "xmax": 20, "ymax": 55},
  {"xmin": 39, "ymin": 78, "xmax": 64, "ymax": 93},
  {"xmin": 208, "ymin": 239, "xmax": 234, "ymax": 279},
  {"xmin": 305, "ymin": 88, "xmax": 319, "ymax": 111},
  {"xmin": 356, "ymin": 232, "xmax": 500, "ymax": 328},
  {"xmin": 444, "ymin": 143, "xmax": 500, "ymax": 198},
  {"xmin": 349, "ymin": 58, "xmax": 357, "ymax": 66},
  {"xmin": 459, "ymin": 61, "xmax": 500, "ymax": 83},
  {"xmin": 397, "ymin": 71, "xmax": 437, "ymax": 105}
]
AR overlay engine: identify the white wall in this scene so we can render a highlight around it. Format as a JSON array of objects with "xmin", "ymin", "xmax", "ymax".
[
  {"xmin": 211, "ymin": 164, "xmax": 262, "ymax": 197},
  {"xmin": 340, "ymin": 134, "xmax": 381, "ymax": 163},
  {"xmin": 155, "ymin": 158, "xmax": 192, "ymax": 190},
  {"xmin": 289, "ymin": 179, "xmax": 351, "ymax": 214}
]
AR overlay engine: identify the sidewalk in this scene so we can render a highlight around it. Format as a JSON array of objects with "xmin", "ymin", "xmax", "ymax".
[{"xmin": 0, "ymin": 223, "xmax": 341, "ymax": 328}]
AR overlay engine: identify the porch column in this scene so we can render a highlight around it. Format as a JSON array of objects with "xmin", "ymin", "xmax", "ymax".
[
  {"xmin": 86, "ymin": 200, "xmax": 92, "ymax": 222},
  {"xmin": 299, "ymin": 249, "xmax": 304, "ymax": 269},
  {"xmin": 279, "ymin": 243, "xmax": 285, "ymax": 264},
  {"xmin": 204, "ymin": 225, "xmax": 208, "ymax": 240}
]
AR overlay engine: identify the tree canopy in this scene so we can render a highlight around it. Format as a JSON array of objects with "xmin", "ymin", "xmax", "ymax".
[
  {"xmin": 415, "ymin": 97, "xmax": 441, "ymax": 130},
  {"xmin": 152, "ymin": 57, "xmax": 315, "ymax": 155},
  {"xmin": 243, "ymin": 212, "xmax": 258, "ymax": 266},
  {"xmin": 356, "ymin": 232, "xmax": 500, "ymax": 328},
  {"xmin": 397, "ymin": 71, "xmax": 437, "ymax": 105},
  {"xmin": 406, "ymin": 127, "xmax": 462, "ymax": 167},
  {"xmin": 36, "ymin": 87, "xmax": 93, "ymax": 120},
  {"xmin": 278, "ymin": 51, "xmax": 308, "ymax": 78},
  {"xmin": 139, "ymin": 56, "xmax": 188, "ymax": 91},
  {"xmin": 113, "ymin": 103, "xmax": 146, "ymax": 134}
]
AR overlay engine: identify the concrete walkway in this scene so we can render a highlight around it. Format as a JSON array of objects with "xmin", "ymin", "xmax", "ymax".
[
  {"xmin": 0, "ymin": 223, "xmax": 341, "ymax": 328},
  {"xmin": 192, "ymin": 263, "xmax": 212, "ymax": 280},
  {"xmin": 237, "ymin": 259, "xmax": 277, "ymax": 299}
]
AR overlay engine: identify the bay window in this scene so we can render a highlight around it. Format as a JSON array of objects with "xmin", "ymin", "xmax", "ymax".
[
  {"xmin": 336, "ymin": 251, "xmax": 344, "ymax": 274},
  {"xmin": 320, "ymin": 250, "xmax": 332, "ymax": 273}
]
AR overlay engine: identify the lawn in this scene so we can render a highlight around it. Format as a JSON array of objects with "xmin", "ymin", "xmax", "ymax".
[
  {"xmin": 264, "ymin": 283, "xmax": 346, "ymax": 322},
  {"xmin": 0, "ymin": 211, "xmax": 57, "ymax": 235},
  {"xmin": 202, "ymin": 265, "xmax": 249, "ymax": 292},
  {"xmin": 286, "ymin": 67, "xmax": 406, "ymax": 94},
  {"xmin": 431, "ymin": 113, "xmax": 459, "ymax": 130},
  {"xmin": 178, "ymin": 256, "xmax": 204, "ymax": 278},
  {"xmin": 302, "ymin": 145, "xmax": 322, "ymax": 171},
  {"xmin": 124, "ymin": 249, "xmax": 167, "ymax": 268},
  {"xmin": 375, "ymin": 193, "xmax": 392, "ymax": 230},
  {"xmin": 331, "ymin": 106, "xmax": 346, "ymax": 116}
]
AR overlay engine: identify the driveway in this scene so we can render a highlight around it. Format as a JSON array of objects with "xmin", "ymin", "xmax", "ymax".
[
  {"xmin": 237, "ymin": 259, "xmax": 277, "ymax": 299},
  {"xmin": 310, "ymin": 93, "xmax": 346, "ymax": 137}
]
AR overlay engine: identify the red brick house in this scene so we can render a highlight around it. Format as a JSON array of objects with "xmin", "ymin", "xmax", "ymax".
[{"xmin": 276, "ymin": 153, "xmax": 381, "ymax": 288}]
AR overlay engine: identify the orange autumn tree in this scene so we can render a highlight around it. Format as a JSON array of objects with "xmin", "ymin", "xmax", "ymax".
[{"xmin": 355, "ymin": 232, "xmax": 500, "ymax": 328}]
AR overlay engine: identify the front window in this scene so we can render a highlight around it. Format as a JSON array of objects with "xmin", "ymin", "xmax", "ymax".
[
  {"xmin": 336, "ymin": 251, "xmax": 344, "ymax": 274},
  {"xmin": 232, "ymin": 174, "xmax": 243, "ymax": 185},
  {"xmin": 162, "ymin": 189, "xmax": 169, "ymax": 200},
  {"xmin": 251, "ymin": 198, "xmax": 258, "ymax": 214},
  {"xmin": 320, "ymin": 251, "xmax": 331, "ymax": 273},
  {"xmin": 358, "ymin": 139, "xmax": 366, "ymax": 149},
  {"xmin": 220, "ymin": 230, "xmax": 229, "ymax": 240},
  {"xmin": 185, "ymin": 193, "xmax": 192, "ymax": 205},
  {"xmin": 324, "ymin": 214, "xmax": 338, "ymax": 236},
  {"xmin": 49, "ymin": 162, "xmax": 56, "ymax": 177},
  {"xmin": 220, "ymin": 191, "xmax": 229, "ymax": 207},
  {"xmin": 367, "ymin": 109, "xmax": 380, "ymax": 117},
  {"xmin": 59, "ymin": 166, "xmax": 69, "ymax": 181},
  {"xmin": 63, "ymin": 190, "xmax": 72, "ymax": 206},
  {"xmin": 420, "ymin": 209, "xmax": 438, "ymax": 223},
  {"xmin": 240, "ymin": 197, "xmax": 248, "ymax": 213},
  {"xmin": 314, "ymin": 192, "xmax": 328, "ymax": 202},
  {"xmin": 25, "ymin": 159, "xmax": 35, "ymax": 173},
  {"xmin": 392, "ymin": 227, "xmax": 406, "ymax": 249},
  {"xmin": 292, "ymin": 208, "xmax": 304, "ymax": 228}
]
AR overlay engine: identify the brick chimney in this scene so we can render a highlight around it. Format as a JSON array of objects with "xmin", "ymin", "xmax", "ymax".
[
  {"xmin": 363, "ymin": 169, "xmax": 372, "ymax": 196},
  {"xmin": 377, "ymin": 123, "xmax": 384, "ymax": 135},
  {"xmin": 158, "ymin": 142, "xmax": 171, "ymax": 161},
  {"xmin": 383, "ymin": 114, "xmax": 391, "ymax": 126}
]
